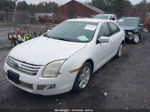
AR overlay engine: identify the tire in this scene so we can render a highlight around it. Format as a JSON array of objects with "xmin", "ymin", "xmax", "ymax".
[
  {"xmin": 72, "ymin": 62, "xmax": 92, "ymax": 92},
  {"xmin": 133, "ymin": 34, "xmax": 140, "ymax": 44},
  {"xmin": 115, "ymin": 43, "xmax": 123, "ymax": 58},
  {"xmin": 11, "ymin": 39, "xmax": 17, "ymax": 47}
]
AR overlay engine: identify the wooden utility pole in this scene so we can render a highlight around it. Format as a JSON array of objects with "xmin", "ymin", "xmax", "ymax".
[
  {"xmin": 12, "ymin": 0, "xmax": 18, "ymax": 32},
  {"xmin": 51, "ymin": 0, "xmax": 54, "ymax": 26}
]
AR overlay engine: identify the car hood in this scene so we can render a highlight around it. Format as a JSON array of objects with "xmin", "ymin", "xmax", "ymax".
[
  {"xmin": 9, "ymin": 36, "xmax": 87, "ymax": 65},
  {"xmin": 120, "ymin": 26, "xmax": 136, "ymax": 31}
]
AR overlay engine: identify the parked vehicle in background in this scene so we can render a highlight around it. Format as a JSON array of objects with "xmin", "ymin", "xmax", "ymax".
[
  {"xmin": 93, "ymin": 14, "xmax": 117, "ymax": 21},
  {"xmin": 144, "ymin": 13, "xmax": 150, "ymax": 32},
  {"xmin": 4, "ymin": 18, "xmax": 125, "ymax": 95},
  {"xmin": 117, "ymin": 17, "xmax": 143, "ymax": 44}
]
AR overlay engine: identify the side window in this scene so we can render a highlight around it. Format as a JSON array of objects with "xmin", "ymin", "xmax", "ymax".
[
  {"xmin": 112, "ymin": 16, "xmax": 116, "ymax": 20},
  {"xmin": 98, "ymin": 23, "xmax": 111, "ymax": 38},
  {"xmin": 109, "ymin": 22, "xmax": 120, "ymax": 35}
]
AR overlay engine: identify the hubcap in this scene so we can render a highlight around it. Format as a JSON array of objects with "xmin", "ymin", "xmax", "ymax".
[
  {"xmin": 134, "ymin": 35, "xmax": 139, "ymax": 43},
  {"xmin": 79, "ymin": 66, "xmax": 91, "ymax": 89}
]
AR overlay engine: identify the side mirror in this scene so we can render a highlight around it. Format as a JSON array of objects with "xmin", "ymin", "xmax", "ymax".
[{"xmin": 97, "ymin": 36, "xmax": 109, "ymax": 43}]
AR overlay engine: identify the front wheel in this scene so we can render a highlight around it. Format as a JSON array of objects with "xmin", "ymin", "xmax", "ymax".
[
  {"xmin": 133, "ymin": 34, "xmax": 140, "ymax": 44},
  {"xmin": 72, "ymin": 62, "xmax": 92, "ymax": 92}
]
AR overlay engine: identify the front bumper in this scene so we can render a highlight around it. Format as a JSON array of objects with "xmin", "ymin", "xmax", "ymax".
[
  {"xmin": 125, "ymin": 31, "xmax": 135, "ymax": 40},
  {"xmin": 4, "ymin": 62, "xmax": 77, "ymax": 96}
]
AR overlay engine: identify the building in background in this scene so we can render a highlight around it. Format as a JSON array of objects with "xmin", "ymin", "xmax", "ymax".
[
  {"xmin": 54, "ymin": 0, "xmax": 104, "ymax": 23},
  {"xmin": 35, "ymin": 13, "xmax": 54, "ymax": 23}
]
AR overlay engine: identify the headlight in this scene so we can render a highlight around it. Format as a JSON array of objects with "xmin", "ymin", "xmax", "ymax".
[
  {"xmin": 128, "ymin": 32, "xmax": 132, "ymax": 35},
  {"xmin": 43, "ymin": 60, "xmax": 65, "ymax": 78}
]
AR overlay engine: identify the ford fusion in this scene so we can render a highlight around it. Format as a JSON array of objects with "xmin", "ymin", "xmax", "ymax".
[{"xmin": 4, "ymin": 18, "xmax": 125, "ymax": 95}]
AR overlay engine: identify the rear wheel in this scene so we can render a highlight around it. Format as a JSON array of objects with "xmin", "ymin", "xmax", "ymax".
[
  {"xmin": 72, "ymin": 62, "xmax": 92, "ymax": 92},
  {"xmin": 115, "ymin": 43, "xmax": 123, "ymax": 58}
]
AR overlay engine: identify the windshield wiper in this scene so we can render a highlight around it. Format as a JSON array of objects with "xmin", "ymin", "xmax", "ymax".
[
  {"xmin": 53, "ymin": 38, "xmax": 71, "ymax": 42},
  {"xmin": 44, "ymin": 34, "xmax": 57, "ymax": 39},
  {"xmin": 43, "ymin": 35, "xmax": 71, "ymax": 42},
  {"xmin": 43, "ymin": 34, "xmax": 49, "ymax": 38}
]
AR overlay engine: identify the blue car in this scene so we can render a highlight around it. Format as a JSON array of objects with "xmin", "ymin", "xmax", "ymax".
[{"xmin": 117, "ymin": 17, "xmax": 143, "ymax": 44}]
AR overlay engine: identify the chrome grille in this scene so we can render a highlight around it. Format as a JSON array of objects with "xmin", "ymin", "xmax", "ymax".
[{"xmin": 6, "ymin": 56, "xmax": 41, "ymax": 75}]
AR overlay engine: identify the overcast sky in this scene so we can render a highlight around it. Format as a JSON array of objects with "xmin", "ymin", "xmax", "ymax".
[{"xmin": 18, "ymin": 0, "xmax": 148, "ymax": 5}]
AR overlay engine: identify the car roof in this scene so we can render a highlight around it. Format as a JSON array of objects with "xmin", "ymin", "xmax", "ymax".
[
  {"xmin": 121, "ymin": 17, "xmax": 140, "ymax": 20},
  {"xmin": 96, "ymin": 14, "xmax": 115, "ymax": 16},
  {"xmin": 66, "ymin": 18, "xmax": 112, "ymax": 23}
]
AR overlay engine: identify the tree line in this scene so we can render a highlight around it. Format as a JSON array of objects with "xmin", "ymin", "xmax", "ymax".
[
  {"xmin": 91, "ymin": 0, "xmax": 150, "ymax": 18},
  {"xmin": 0, "ymin": 0, "xmax": 149, "ymax": 17},
  {"xmin": 0, "ymin": 0, "xmax": 59, "ymax": 15}
]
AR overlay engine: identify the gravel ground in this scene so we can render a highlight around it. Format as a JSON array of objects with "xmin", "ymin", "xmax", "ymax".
[{"xmin": 0, "ymin": 25, "xmax": 150, "ymax": 111}]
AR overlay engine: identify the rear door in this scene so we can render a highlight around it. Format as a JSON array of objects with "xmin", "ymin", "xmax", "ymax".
[{"xmin": 108, "ymin": 22, "xmax": 122, "ymax": 53}]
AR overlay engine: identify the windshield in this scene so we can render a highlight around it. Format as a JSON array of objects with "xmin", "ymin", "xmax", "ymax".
[
  {"xmin": 117, "ymin": 19, "xmax": 139, "ymax": 26},
  {"xmin": 94, "ymin": 15, "xmax": 109, "ymax": 19},
  {"xmin": 46, "ymin": 21, "xmax": 97, "ymax": 43}
]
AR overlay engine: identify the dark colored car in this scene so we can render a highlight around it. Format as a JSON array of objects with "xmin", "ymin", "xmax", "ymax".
[{"xmin": 117, "ymin": 17, "xmax": 143, "ymax": 44}]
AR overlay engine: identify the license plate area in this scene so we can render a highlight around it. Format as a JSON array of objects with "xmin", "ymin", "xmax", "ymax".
[{"xmin": 7, "ymin": 70, "xmax": 20, "ymax": 84}]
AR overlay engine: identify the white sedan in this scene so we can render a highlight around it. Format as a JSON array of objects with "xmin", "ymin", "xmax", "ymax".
[{"xmin": 4, "ymin": 18, "xmax": 125, "ymax": 95}]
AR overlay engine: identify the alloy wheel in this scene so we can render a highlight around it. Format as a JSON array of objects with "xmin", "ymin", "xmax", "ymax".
[
  {"xmin": 79, "ymin": 66, "xmax": 91, "ymax": 89},
  {"xmin": 133, "ymin": 35, "xmax": 140, "ymax": 44}
]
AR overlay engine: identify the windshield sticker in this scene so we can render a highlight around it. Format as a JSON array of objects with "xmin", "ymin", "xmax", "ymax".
[
  {"xmin": 84, "ymin": 25, "xmax": 97, "ymax": 31},
  {"xmin": 77, "ymin": 35, "xmax": 89, "ymax": 41}
]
